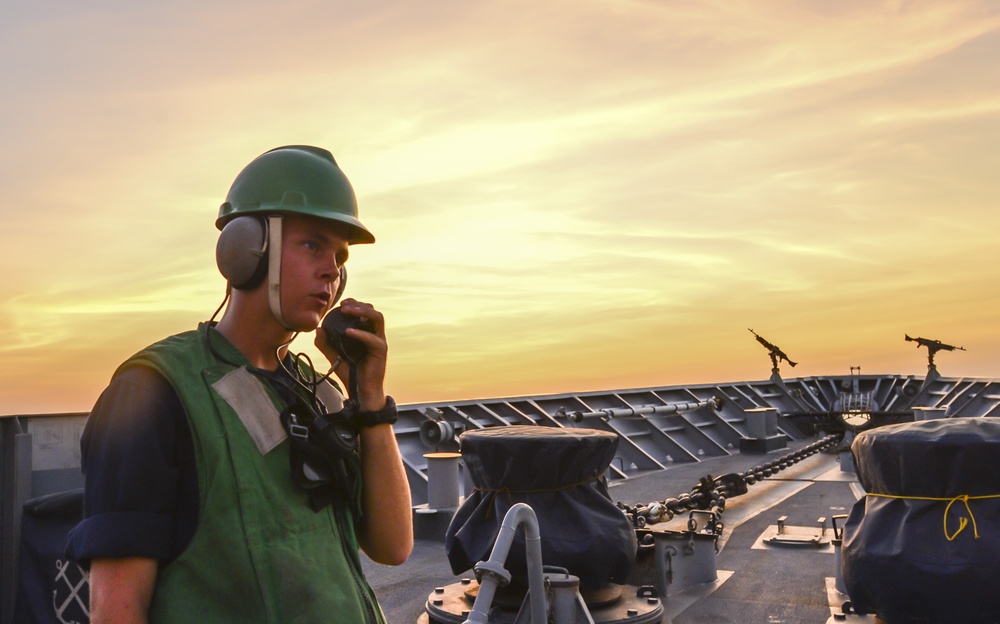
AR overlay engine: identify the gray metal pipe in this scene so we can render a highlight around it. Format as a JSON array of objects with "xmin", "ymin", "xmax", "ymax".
[
  {"xmin": 560, "ymin": 397, "xmax": 720, "ymax": 421},
  {"xmin": 463, "ymin": 503, "xmax": 547, "ymax": 624}
]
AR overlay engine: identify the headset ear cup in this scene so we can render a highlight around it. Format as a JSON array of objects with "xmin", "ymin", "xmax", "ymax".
[
  {"xmin": 332, "ymin": 266, "xmax": 347, "ymax": 305},
  {"xmin": 216, "ymin": 217, "xmax": 269, "ymax": 290}
]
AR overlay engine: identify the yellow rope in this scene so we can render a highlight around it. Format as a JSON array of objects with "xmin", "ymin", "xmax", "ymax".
[{"xmin": 866, "ymin": 493, "xmax": 1000, "ymax": 541}]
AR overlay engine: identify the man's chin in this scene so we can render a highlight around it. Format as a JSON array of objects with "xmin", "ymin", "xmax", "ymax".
[{"xmin": 286, "ymin": 316, "xmax": 322, "ymax": 334}]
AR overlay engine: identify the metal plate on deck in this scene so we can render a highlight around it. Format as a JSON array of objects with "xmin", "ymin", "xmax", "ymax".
[{"xmin": 753, "ymin": 524, "xmax": 834, "ymax": 551}]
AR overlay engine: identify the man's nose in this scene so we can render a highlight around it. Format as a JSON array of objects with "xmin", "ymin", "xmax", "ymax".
[{"xmin": 319, "ymin": 254, "xmax": 341, "ymax": 281}]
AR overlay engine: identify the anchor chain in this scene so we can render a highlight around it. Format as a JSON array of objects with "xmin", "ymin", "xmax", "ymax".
[{"xmin": 618, "ymin": 434, "xmax": 841, "ymax": 532}]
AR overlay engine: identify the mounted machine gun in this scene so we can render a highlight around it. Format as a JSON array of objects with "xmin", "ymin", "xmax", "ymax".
[
  {"xmin": 749, "ymin": 328, "xmax": 797, "ymax": 373},
  {"xmin": 905, "ymin": 334, "xmax": 965, "ymax": 371}
]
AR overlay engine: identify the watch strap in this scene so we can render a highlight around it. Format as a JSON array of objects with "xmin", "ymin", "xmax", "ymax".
[{"xmin": 354, "ymin": 395, "xmax": 398, "ymax": 429}]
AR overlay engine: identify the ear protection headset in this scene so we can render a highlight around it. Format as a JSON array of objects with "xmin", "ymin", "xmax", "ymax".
[{"xmin": 216, "ymin": 214, "xmax": 347, "ymax": 302}]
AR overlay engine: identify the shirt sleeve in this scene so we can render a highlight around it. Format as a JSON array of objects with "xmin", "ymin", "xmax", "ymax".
[{"xmin": 65, "ymin": 365, "xmax": 197, "ymax": 566}]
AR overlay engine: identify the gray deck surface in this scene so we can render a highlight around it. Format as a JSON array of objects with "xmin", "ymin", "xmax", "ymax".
[{"xmin": 363, "ymin": 442, "xmax": 867, "ymax": 624}]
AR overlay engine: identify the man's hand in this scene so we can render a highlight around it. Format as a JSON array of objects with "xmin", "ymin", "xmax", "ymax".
[{"xmin": 315, "ymin": 298, "xmax": 388, "ymax": 412}]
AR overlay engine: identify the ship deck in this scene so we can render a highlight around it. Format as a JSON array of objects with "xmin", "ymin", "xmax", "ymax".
[
  {"xmin": 364, "ymin": 440, "xmax": 871, "ymax": 624},
  {"xmin": 7, "ymin": 371, "xmax": 993, "ymax": 622}
]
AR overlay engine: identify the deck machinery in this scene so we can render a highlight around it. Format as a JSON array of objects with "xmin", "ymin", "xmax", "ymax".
[{"xmin": 3, "ymin": 369, "xmax": 1000, "ymax": 624}]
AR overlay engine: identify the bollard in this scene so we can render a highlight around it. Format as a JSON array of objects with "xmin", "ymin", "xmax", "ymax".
[{"xmin": 425, "ymin": 452, "xmax": 462, "ymax": 510}]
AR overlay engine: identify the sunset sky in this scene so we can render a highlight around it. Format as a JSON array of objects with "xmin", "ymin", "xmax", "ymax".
[{"xmin": 2, "ymin": 0, "xmax": 999, "ymax": 415}]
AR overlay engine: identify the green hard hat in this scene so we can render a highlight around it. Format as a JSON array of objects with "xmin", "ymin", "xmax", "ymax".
[{"xmin": 217, "ymin": 145, "xmax": 375, "ymax": 244}]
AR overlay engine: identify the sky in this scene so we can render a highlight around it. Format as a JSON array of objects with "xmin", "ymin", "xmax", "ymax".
[{"xmin": 2, "ymin": 0, "xmax": 999, "ymax": 415}]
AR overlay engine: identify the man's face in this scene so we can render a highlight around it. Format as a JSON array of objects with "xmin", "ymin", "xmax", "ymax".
[{"xmin": 278, "ymin": 213, "xmax": 351, "ymax": 331}]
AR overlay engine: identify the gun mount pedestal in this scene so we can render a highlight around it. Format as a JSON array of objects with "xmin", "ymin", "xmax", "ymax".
[{"xmin": 739, "ymin": 408, "xmax": 788, "ymax": 454}]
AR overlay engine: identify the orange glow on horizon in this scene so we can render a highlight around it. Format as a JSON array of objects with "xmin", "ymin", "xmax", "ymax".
[{"xmin": 2, "ymin": 0, "xmax": 1000, "ymax": 414}]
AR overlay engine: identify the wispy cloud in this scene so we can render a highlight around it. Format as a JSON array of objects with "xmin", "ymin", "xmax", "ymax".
[{"xmin": 2, "ymin": 0, "xmax": 999, "ymax": 411}]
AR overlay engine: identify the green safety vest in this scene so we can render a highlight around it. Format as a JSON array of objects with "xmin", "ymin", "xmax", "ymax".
[{"xmin": 120, "ymin": 324, "xmax": 385, "ymax": 624}]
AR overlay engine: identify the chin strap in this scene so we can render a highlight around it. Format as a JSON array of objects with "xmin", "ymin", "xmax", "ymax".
[{"xmin": 266, "ymin": 215, "xmax": 294, "ymax": 331}]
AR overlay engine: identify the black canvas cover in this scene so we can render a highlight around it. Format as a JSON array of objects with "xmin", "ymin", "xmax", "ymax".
[
  {"xmin": 842, "ymin": 418, "xmax": 1000, "ymax": 623},
  {"xmin": 14, "ymin": 489, "xmax": 89, "ymax": 624},
  {"xmin": 445, "ymin": 426, "xmax": 636, "ymax": 589}
]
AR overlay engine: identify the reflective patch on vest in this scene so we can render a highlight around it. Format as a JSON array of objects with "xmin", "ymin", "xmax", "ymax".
[
  {"xmin": 212, "ymin": 367, "xmax": 286, "ymax": 455},
  {"xmin": 316, "ymin": 379, "xmax": 346, "ymax": 414}
]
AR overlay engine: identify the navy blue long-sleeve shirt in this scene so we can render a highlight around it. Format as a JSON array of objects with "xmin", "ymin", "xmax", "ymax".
[
  {"xmin": 66, "ymin": 359, "xmax": 315, "ymax": 565},
  {"xmin": 66, "ymin": 365, "xmax": 199, "ymax": 565}
]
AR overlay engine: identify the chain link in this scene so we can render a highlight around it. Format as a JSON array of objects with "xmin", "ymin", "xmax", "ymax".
[{"xmin": 618, "ymin": 434, "xmax": 841, "ymax": 531}]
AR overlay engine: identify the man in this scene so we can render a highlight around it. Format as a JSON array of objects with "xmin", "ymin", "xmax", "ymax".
[{"xmin": 66, "ymin": 146, "xmax": 413, "ymax": 623}]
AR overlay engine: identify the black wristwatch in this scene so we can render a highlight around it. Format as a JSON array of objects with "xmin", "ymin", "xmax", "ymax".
[{"xmin": 353, "ymin": 395, "xmax": 398, "ymax": 429}]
